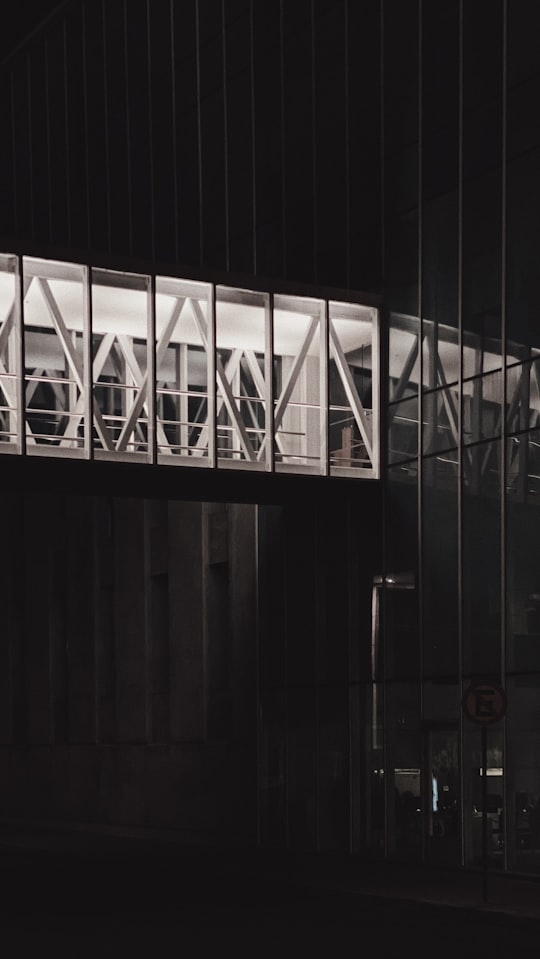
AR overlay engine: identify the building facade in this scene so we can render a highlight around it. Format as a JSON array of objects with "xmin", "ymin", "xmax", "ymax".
[{"xmin": 2, "ymin": 0, "xmax": 540, "ymax": 877}]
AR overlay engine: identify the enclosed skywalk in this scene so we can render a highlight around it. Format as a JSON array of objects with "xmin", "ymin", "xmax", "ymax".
[{"xmin": 0, "ymin": 253, "xmax": 380, "ymax": 494}]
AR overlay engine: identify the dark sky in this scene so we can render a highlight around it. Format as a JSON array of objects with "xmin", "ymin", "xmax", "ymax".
[{"xmin": 2, "ymin": 1, "xmax": 69, "ymax": 63}]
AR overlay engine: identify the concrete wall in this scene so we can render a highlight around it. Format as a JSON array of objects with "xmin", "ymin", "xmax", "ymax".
[{"xmin": 0, "ymin": 492, "xmax": 258, "ymax": 843}]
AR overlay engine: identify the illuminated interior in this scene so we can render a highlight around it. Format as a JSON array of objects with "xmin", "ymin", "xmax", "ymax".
[{"xmin": 0, "ymin": 254, "xmax": 380, "ymax": 478}]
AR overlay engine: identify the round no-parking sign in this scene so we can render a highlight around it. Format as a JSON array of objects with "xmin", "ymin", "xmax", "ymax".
[{"xmin": 462, "ymin": 680, "xmax": 507, "ymax": 725}]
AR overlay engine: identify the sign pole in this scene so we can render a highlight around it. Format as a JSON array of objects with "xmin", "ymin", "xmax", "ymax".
[
  {"xmin": 462, "ymin": 679, "xmax": 507, "ymax": 909},
  {"xmin": 481, "ymin": 725, "xmax": 488, "ymax": 904}
]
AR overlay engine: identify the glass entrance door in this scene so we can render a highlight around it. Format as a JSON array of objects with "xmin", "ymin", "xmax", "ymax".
[{"xmin": 426, "ymin": 726, "xmax": 460, "ymax": 865}]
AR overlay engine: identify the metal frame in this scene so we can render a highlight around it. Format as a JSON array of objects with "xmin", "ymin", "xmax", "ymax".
[{"xmin": 0, "ymin": 250, "xmax": 380, "ymax": 479}]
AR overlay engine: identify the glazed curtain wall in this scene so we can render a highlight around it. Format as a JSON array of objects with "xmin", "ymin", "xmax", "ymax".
[
  {"xmin": 379, "ymin": 0, "xmax": 540, "ymax": 874},
  {"xmin": 2, "ymin": 0, "xmax": 381, "ymax": 295},
  {"xmin": 0, "ymin": 253, "xmax": 379, "ymax": 478}
]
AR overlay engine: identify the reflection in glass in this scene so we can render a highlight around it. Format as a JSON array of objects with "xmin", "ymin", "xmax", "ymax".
[
  {"xmin": 422, "ymin": 456, "xmax": 458, "ymax": 679},
  {"xmin": 462, "ymin": 369, "xmax": 502, "ymax": 445},
  {"xmin": 462, "ymin": 441, "xmax": 501, "ymax": 675},
  {"xmin": 388, "ymin": 395, "xmax": 419, "ymax": 464},
  {"xmin": 423, "ymin": 387, "xmax": 459, "ymax": 456},
  {"xmin": 389, "ymin": 315, "xmax": 420, "ymax": 401},
  {"xmin": 329, "ymin": 301, "xmax": 378, "ymax": 475},
  {"xmin": 506, "ymin": 360, "xmax": 540, "ymax": 436}
]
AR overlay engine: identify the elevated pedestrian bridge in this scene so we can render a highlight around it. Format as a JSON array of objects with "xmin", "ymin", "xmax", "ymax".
[{"xmin": 0, "ymin": 251, "xmax": 380, "ymax": 502}]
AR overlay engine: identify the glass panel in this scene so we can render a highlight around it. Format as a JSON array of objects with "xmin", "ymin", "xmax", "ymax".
[
  {"xmin": 273, "ymin": 294, "xmax": 324, "ymax": 472},
  {"xmin": 0, "ymin": 255, "xmax": 18, "ymax": 448},
  {"xmin": 422, "ymin": 456, "xmax": 458, "ymax": 679},
  {"xmin": 91, "ymin": 269, "xmax": 150, "ymax": 459},
  {"xmin": 422, "ymin": 387, "xmax": 459, "ymax": 456},
  {"xmin": 507, "ymin": 360, "xmax": 540, "ymax": 435},
  {"xmin": 506, "ymin": 429, "xmax": 540, "ymax": 505},
  {"xmin": 386, "ymin": 683, "xmax": 422, "ymax": 859},
  {"xmin": 287, "ymin": 686, "xmax": 317, "ymax": 849},
  {"xmin": 506, "ymin": 675, "xmax": 540, "ymax": 873},
  {"xmin": 329, "ymin": 301, "xmax": 376, "ymax": 474},
  {"xmin": 421, "ymin": 318, "xmax": 460, "ymax": 391},
  {"xmin": 507, "ymin": 431, "xmax": 540, "ymax": 676},
  {"xmin": 216, "ymin": 286, "xmax": 268, "ymax": 467},
  {"xmin": 427, "ymin": 727, "xmax": 460, "ymax": 865},
  {"xmin": 463, "ymin": 719, "xmax": 504, "ymax": 867},
  {"xmin": 155, "ymin": 276, "xmax": 211, "ymax": 463},
  {"xmin": 388, "ymin": 395, "xmax": 418, "ymax": 464},
  {"xmin": 364, "ymin": 682, "xmax": 385, "ymax": 853},
  {"xmin": 23, "ymin": 257, "xmax": 86, "ymax": 452},
  {"xmin": 384, "ymin": 467, "xmax": 419, "ymax": 682},
  {"xmin": 388, "ymin": 316, "xmax": 420, "ymax": 400},
  {"xmin": 507, "ymin": 148, "xmax": 540, "ymax": 362},
  {"xmin": 462, "ymin": 181, "xmax": 503, "ymax": 377},
  {"xmin": 259, "ymin": 688, "xmax": 287, "ymax": 847},
  {"xmin": 462, "ymin": 441, "xmax": 501, "ymax": 675},
  {"xmin": 462, "ymin": 369, "xmax": 502, "ymax": 445},
  {"xmin": 318, "ymin": 686, "xmax": 348, "ymax": 852}
]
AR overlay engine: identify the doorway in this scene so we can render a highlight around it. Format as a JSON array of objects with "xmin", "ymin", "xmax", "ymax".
[{"xmin": 426, "ymin": 725, "xmax": 460, "ymax": 865}]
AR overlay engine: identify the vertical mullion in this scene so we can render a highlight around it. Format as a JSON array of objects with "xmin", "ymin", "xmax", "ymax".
[
  {"xmin": 372, "ymin": 307, "xmax": 381, "ymax": 478},
  {"xmin": 249, "ymin": 0, "xmax": 257, "ymax": 275},
  {"xmin": 84, "ymin": 264, "xmax": 93, "ymax": 459},
  {"xmin": 27, "ymin": 55, "xmax": 34, "ymax": 241},
  {"xmin": 345, "ymin": 0, "xmax": 351, "ymax": 289},
  {"xmin": 195, "ymin": 0, "xmax": 204, "ymax": 267},
  {"xmin": 320, "ymin": 300, "xmax": 329, "ymax": 476},
  {"xmin": 265, "ymin": 292, "xmax": 274, "ymax": 472},
  {"xmin": 82, "ymin": 2, "xmax": 91, "ymax": 252},
  {"xmin": 63, "ymin": 19, "xmax": 71, "ymax": 248},
  {"xmin": 170, "ymin": 0, "xmax": 179, "ymax": 264},
  {"xmin": 311, "ymin": 0, "xmax": 317, "ymax": 283},
  {"xmin": 417, "ymin": 0, "xmax": 425, "ymax": 863},
  {"xmin": 208, "ymin": 285, "xmax": 217, "ymax": 467},
  {"xmin": 45, "ymin": 39, "xmax": 53, "ymax": 242},
  {"xmin": 124, "ymin": 0, "xmax": 133, "ymax": 257},
  {"xmin": 147, "ymin": 0, "xmax": 155, "ymax": 261},
  {"xmin": 222, "ymin": 0, "xmax": 230, "ymax": 272},
  {"xmin": 10, "ymin": 75, "xmax": 18, "ymax": 235},
  {"xmin": 102, "ymin": 0, "xmax": 111, "ymax": 254},
  {"xmin": 148, "ymin": 275, "xmax": 157, "ymax": 465},
  {"xmin": 279, "ymin": 0, "xmax": 286, "ymax": 276},
  {"xmin": 16, "ymin": 256, "xmax": 25, "ymax": 456},
  {"xmin": 500, "ymin": 0, "xmax": 508, "ymax": 872},
  {"xmin": 458, "ymin": 0, "xmax": 465, "ymax": 869}
]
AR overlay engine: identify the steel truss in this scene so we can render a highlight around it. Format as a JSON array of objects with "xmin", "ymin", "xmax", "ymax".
[{"xmin": 0, "ymin": 254, "xmax": 379, "ymax": 479}]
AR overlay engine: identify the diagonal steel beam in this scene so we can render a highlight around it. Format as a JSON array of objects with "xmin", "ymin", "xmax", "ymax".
[
  {"xmin": 60, "ymin": 332, "xmax": 116, "ymax": 450},
  {"xmin": 389, "ymin": 332, "xmax": 420, "ymax": 410},
  {"xmin": 190, "ymin": 299, "xmax": 256, "ymax": 461},
  {"xmin": 329, "ymin": 323, "xmax": 373, "ymax": 462},
  {"xmin": 435, "ymin": 354, "xmax": 460, "ymax": 447},
  {"xmin": 114, "ymin": 298, "xmax": 186, "ymax": 451},
  {"xmin": 0, "ymin": 275, "xmax": 33, "ymax": 358},
  {"xmin": 37, "ymin": 278, "xmax": 85, "ymax": 392},
  {"xmin": 115, "ymin": 334, "xmax": 170, "ymax": 452},
  {"xmin": 244, "ymin": 348, "xmax": 284, "ymax": 457},
  {"xmin": 257, "ymin": 315, "xmax": 319, "ymax": 461},
  {"xmin": 193, "ymin": 348, "xmax": 243, "ymax": 451}
]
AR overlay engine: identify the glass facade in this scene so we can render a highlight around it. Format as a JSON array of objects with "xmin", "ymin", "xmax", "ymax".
[
  {"xmin": 0, "ymin": 253, "xmax": 380, "ymax": 478},
  {"xmin": 379, "ymin": 0, "xmax": 540, "ymax": 875}
]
